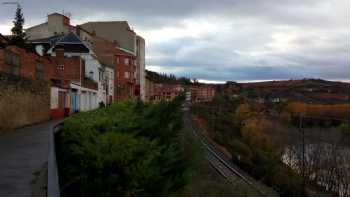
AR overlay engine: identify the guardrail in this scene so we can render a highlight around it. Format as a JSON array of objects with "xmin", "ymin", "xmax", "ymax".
[{"xmin": 48, "ymin": 122, "xmax": 63, "ymax": 197}]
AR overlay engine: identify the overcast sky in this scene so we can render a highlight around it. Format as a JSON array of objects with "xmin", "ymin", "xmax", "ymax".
[{"xmin": 0, "ymin": 0, "xmax": 349, "ymax": 82}]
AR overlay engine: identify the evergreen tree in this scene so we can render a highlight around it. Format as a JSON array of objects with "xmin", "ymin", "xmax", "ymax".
[{"xmin": 11, "ymin": 4, "xmax": 26, "ymax": 45}]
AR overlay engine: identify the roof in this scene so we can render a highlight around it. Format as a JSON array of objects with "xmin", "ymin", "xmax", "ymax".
[
  {"xmin": 25, "ymin": 22, "xmax": 48, "ymax": 31},
  {"xmin": 59, "ymin": 32, "xmax": 83, "ymax": 44},
  {"xmin": 81, "ymin": 21, "xmax": 133, "ymax": 31},
  {"xmin": 30, "ymin": 32, "xmax": 89, "ymax": 54},
  {"xmin": 30, "ymin": 34, "xmax": 63, "ymax": 45},
  {"xmin": 0, "ymin": 34, "xmax": 9, "ymax": 47}
]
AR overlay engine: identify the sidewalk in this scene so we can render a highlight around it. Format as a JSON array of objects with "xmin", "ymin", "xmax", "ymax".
[{"xmin": 0, "ymin": 120, "xmax": 61, "ymax": 197}]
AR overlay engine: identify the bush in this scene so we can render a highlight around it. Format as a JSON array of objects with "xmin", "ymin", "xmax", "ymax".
[{"xmin": 57, "ymin": 98, "xmax": 201, "ymax": 197}]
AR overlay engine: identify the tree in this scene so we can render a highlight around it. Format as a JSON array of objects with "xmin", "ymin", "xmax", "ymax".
[{"xmin": 11, "ymin": 4, "xmax": 26, "ymax": 45}]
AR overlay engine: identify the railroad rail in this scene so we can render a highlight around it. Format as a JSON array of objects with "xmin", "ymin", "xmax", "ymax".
[{"xmin": 184, "ymin": 110, "xmax": 275, "ymax": 197}]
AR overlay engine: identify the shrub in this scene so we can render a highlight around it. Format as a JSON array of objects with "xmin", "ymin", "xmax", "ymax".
[{"xmin": 57, "ymin": 98, "xmax": 200, "ymax": 197}]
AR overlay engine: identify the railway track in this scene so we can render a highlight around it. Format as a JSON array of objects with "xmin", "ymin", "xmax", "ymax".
[{"xmin": 184, "ymin": 110, "xmax": 277, "ymax": 197}]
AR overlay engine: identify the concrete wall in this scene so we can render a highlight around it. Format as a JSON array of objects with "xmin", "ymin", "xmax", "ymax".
[
  {"xmin": 81, "ymin": 22, "xmax": 136, "ymax": 53},
  {"xmin": 26, "ymin": 13, "xmax": 73, "ymax": 40},
  {"xmin": 0, "ymin": 75, "xmax": 50, "ymax": 130},
  {"xmin": 26, "ymin": 23, "xmax": 51, "ymax": 40}
]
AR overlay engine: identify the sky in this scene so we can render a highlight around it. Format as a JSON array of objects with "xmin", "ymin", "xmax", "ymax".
[{"xmin": 0, "ymin": 0, "xmax": 349, "ymax": 83}]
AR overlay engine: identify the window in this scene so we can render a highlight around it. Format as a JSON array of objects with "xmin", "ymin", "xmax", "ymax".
[
  {"xmin": 125, "ymin": 71, "xmax": 130, "ymax": 79},
  {"xmin": 57, "ymin": 64, "xmax": 64, "ymax": 70},
  {"xmin": 124, "ymin": 58, "xmax": 129, "ymax": 65},
  {"xmin": 5, "ymin": 50, "xmax": 21, "ymax": 76},
  {"xmin": 89, "ymin": 71, "xmax": 94, "ymax": 79},
  {"xmin": 116, "ymin": 57, "xmax": 120, "ymax": 64},
  {"xmin": 35, "ymin": 61, "xmax": 44, "ymax": 79}
]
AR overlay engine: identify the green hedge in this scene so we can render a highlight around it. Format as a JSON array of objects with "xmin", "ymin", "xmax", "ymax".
[{"xmin": 57, "ymin": 97, "xmax": 201, "ymax": 197}]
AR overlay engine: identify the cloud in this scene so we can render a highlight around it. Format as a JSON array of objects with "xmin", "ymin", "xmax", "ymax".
[{"xmin": 0, "ymin": 0, "xmax": 349, "ymax": 81}]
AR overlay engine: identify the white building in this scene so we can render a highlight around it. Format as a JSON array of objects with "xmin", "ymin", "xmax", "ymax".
[{"xmin": 31, "ymin": 31, "xmax": 102, "ymax": 114}]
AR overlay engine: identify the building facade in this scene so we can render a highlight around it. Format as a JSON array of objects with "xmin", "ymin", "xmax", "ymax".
[
  {"xmin": 80, "ymin": 21, "xmax": 146, "ymax": 101},
  {"xmin": 30, "ymin": 32, "xmax": 100, "ymax": 118},
  {"xmin": 26, "ymin": 13, "xmax": 75, "ymax": 40},
  {"xmin": 188, "ymin": 84, "xmax": 216, "ymax": 103},
  {"xmin": 152, "ymin": 84, "xmax": 184, "ymax": 102}
]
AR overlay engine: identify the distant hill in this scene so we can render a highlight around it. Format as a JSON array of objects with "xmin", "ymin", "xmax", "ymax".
[
  {"xmin": 239, "ymin": 79, "xmax": 350, "ymax": 104},
  {"xmin": 146, "ymin": 70, "xmax": 192, "ymax": 85}
]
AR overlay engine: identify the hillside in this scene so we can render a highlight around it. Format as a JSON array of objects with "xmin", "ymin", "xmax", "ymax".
[{"xmin": 240, "ymin": 79, "xmax": 350, "ymax": 104}]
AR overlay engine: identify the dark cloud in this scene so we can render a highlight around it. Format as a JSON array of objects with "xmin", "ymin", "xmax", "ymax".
[{"xmin": 0, "ymin": 0, "xmax": 349, "ymax": 81}]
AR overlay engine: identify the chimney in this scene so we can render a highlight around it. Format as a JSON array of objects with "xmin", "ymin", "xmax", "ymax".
[{"xmin": 55, "ymin": 45, "xmax": 65, "ymax": 65}]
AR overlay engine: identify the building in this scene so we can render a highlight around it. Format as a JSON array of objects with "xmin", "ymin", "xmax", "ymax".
[
  {"xmin": 136, "ymin": 36, "xmax": 146, "ymax": 101},
  {"xmin": 27, "ymin": 12, "xmax": 145, "ymax": 101},
  {"xmin": 26, "ymin": 13, "xmax": 75, "ymax": 40},
  {"xmin": 80, "ymin": 21, "xmax": 146, "ymax": 101},
  {"xmin": 114, "ymin": 48, "xmax": 137, "ymax": 101},
  {"xmin": 76, "ymin": 27, "xmax": 115, "ymax": 105},
  {"xmin": 0, "ymin": 34, "xmax": 53, "ymax": 81},
  {"xmin": 30, "ymin": 32, "xmax": 100, "ymax": 118},
  {"xmin": 188, "ymin": 84, "xmax": 216, "ymax": 103},
  {"xmin": 145, "ymin": 76, "xmax": 155, "ymax": 102},
  {"xmin": 83, "ymin": 29, "xmax": 136, "ymax": 103},
  {"xmin": 153, "ymin": 84, "xmax": 184, "ymax": 102}
]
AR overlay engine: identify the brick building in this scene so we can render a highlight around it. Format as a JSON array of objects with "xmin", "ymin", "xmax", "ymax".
[
  {"xmin": 188, "ymin": 84, "xmax": 216, "ymax": 103},
  {"xmin": 152, "ymin": 84, "xmax": 184, "ymax": 102},
  {"xmin": 115, "ymin": 49, "xmax": 137, "ymax": 101},
  {"xmin": 30, "ymin": 32, "xmax": 100, "ymax": 118},
  {"xmin": 80, "ymin": 21, "xmax": 146, "ymax": 101},
  {"xmin": 83, "ymin": 29, "xmax": 136, "ymax": 102},
  {"xmin": 0, "ymin": 34, "xmax": 53, "ymax": 81}
]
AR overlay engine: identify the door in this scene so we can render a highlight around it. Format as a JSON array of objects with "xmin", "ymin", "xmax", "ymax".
[{"xmin": 70, "ymin": 90, "xmax": 78, "ymax": 113}]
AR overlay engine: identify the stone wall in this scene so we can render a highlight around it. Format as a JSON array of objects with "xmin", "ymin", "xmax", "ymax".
[{"xmin": 0, "ymin": 73, "xmax": 50, "ymax": 130}]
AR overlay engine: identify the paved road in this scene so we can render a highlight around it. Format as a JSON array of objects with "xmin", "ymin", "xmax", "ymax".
[{"xmin": 0, "ymin": 120, "xmax": 61, "ymax": 197}]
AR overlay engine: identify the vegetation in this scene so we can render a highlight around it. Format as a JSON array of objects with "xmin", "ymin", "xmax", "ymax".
[
  {"xmin": 193, "ymin": 80, "xmax": 350, "ymax": 197},
  {"xmin": 57, "ymin": 96, "xmax": 203, "ymax": 197},
  {"xmin": 11, "ymin": 4, "xmax": 26, "ymax": 45},
  {"xmin": 192, "ymin": 90, "xmax": 304, "ymax": 197},
  {"xmin": 146, "ymin": 70, "xmax": 192, "ymax": 85},
  {"xmin": 283, "ymin": 101, "xmax": 350, "ymax": 127}
]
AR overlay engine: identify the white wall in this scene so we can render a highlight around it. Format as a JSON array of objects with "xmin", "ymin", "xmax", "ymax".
[
  {"xmin": 105, "ymin": 67, "xmax": 114, "ymax": 98},
  {"xmin": 50, "ymin": 87, "xmax": 59, "ymax": 109}
]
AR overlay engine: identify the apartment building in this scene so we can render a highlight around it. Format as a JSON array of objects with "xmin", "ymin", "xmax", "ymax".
[
  {"xmin": 80, "ymin": 21, "xmax": 146, "ymax": 101},
  {"xmin": 188, "ymin": 84, "xmax": 216, "ymax": 103},
  {"xmin": 153, "ymin": 84, "xmax": 184, "ymax": 102}
]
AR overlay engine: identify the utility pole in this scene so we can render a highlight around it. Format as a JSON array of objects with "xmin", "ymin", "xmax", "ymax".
[{"xmin": 299, "ymin": 112, "xmax": 306, "ymax": 197}]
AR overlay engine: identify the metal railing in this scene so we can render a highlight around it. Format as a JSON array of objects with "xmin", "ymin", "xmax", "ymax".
[{"xmin": 47, "ymin": 123, "xmax": 63, "ymax": 197}]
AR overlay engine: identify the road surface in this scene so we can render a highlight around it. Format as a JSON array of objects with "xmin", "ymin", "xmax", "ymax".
[{"xmin": 0, "ymin": 120, "xmax": 61, "ymax": 197}]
